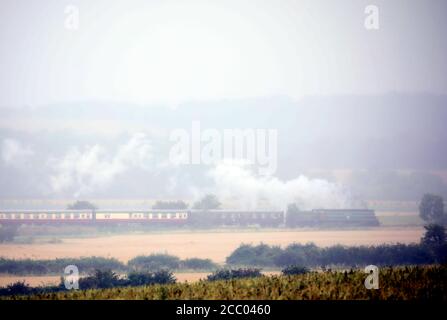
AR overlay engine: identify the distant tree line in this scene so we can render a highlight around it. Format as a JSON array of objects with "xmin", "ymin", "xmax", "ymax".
[
  {"xmin": 152, "ymin": 200, "xmax": 188, "ymax": 210},
  {"xmin": 152, "ymin": 194, "xmax": 221, "ymax": 210},
  {"xmin": 65, "ymin": 195, "xmax": 221, "ymax": 211},
  {"xmin": 67, "ymin": 201, "xmax": 97, "ymax": 210}
]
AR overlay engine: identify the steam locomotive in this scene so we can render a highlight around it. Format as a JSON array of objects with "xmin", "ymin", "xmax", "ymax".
[{"xmin": 0, "ymin": 208, "xmax": 379, "ymax": 227}]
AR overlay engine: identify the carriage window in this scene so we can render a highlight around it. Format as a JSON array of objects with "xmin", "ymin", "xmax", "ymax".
[
  {"xmin": 46, "ymin": 214, "xmax": 52, "ymax": 219},
  {"xmin": 73, "ymin": 213, "xmax": 79, "ymax": 219},
  {"xmin": 144, "ymin": 213, "xmax": 149, "ymax": 219},
  {"xmin": 105, "ymin": 214, "xmax": 111, "ymax": 219},
  {"xmin": 64, "ymin": 214, "xmax": 71, "ymax": 219},
  {"xmin": 128, "ymin": 213, "xmax": 133, "ymax": 219},
  {"xmin": 33, "ymin": 214, "xmax": 39, "ymax": 219},
  {"xmin": 56, "ymin": 214, "xmax": 61, "ymax": 219}
]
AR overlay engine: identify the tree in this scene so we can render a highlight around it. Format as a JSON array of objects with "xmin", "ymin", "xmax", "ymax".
[
  {"xmin": 192, "ymin": 194, "xmax": 221, "ymax": 210},
  {"xmin": 421, "ymin": 224, "xmax": 447, "ymax": 263},
  {"xmin": 419, "ymin": 194, "xmax": 444, "ymax": 223},
  {"xmin": 152, "ymin": 200, "xmax": 188, "ymax": 210},
  {"xmin": 67, "ymin": 200, "xmax": 97, "ymax": 210},
  {"xmin": 421, "ymin": 224, "xmax": 446, "ymax": 248},
  {"xmin": 78, "ymin": 269, "xmax": 121, "ymax": 289}
]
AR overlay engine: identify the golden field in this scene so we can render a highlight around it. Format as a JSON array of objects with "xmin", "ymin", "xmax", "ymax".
[{"xmin": 0, "ymin": 228, "xmax": 423, "ymax": 264}]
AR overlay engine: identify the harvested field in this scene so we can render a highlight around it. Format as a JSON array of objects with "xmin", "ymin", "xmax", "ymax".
[{"xmin": 0, "ymin": 228, "xmax": 423, "ymax": 264}]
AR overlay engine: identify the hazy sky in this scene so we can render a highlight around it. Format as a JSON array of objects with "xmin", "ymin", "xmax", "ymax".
[{"xmin": 1, "ymin": 0, "xmax": 447, "ymax": 107}]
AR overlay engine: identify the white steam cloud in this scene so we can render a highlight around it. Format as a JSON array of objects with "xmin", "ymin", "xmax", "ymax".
[
  {"xmin": 1, "ymin": 138, "xmax": 34, "ymax": 166},
  {"xmin": 207, "ymin": 161, "xmax": 351, "ymax": 210},
  {"xmin": 49, "ymin": 133, "xmax": 153, "ymax": 196}
]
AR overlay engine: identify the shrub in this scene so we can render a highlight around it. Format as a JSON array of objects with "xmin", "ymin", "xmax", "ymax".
[
  {"xmin": 126, "ymin": 270, "xmax": 176, "ymax": 286},
  {"xmin": 77, "ymin": 269, "xmax": 176, "ymax": 289},
  {"xmin": 78, "ymin": 269, "xmax": 123, "ymax": 289},
  {"xmin": 281, "ymin": 265, "xmax": 310, "ymax": 276},
  {"xmin": 181, "ymin": 258, "xmax": 218, "ymax": 270},
  {"xmin": 0, "ymin": 281, "xmax": 32, "ymax": 296},
  {"xmin": 226, "ymin": 243, "xmax": 281, "ymax": 267},
  {"xmin": 207, "ymin": 268, "xmax": 262, "ymax": 281},
  {"xmin": 128, "ymin": 254, "xmax": 180, "ymax": 271}
]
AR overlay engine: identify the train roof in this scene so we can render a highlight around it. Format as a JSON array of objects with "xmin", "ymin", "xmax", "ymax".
[{"xmin": 0, "ymin": 209, "xmax": 282, "ymax": 212}]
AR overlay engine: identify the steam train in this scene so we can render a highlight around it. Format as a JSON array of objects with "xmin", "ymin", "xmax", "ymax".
[{"xmin": 0, "ymin": 208, "xmax": 379, "ymax": 227}]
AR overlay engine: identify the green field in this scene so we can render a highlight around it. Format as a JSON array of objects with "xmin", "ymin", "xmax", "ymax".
[{"xmin": 9, "ymin": 266, "xmax": 447, "ymax": 300}]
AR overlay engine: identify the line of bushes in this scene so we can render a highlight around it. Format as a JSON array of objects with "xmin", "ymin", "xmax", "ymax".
[
  {"xmin": 78, "ymin": 269, "xmax": 176, "ymax": 290},
  {"xmin": 127, "ymin": 254, "xmax": 219, "ymax": 271},
  {"xmin": 226, "ymin": 242, "xmax": 447, "ymax": 267},
  {"xmin": 0, "ymin": 257, "xmax": 126, "ymax": 275},
  {"xmin": 0, "ymin": 254, "xmax": 219, "ymax": 275}
]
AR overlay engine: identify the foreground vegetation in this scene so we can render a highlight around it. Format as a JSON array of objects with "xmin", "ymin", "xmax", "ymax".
[{"xmin": 5, "ymin": 266, "xmax": 446, "ymax": 300}]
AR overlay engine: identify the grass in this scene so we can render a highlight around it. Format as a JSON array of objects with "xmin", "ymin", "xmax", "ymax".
[{"xmin": 9, "ymin": 265, "xmax": 447, "ymax": 300}]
